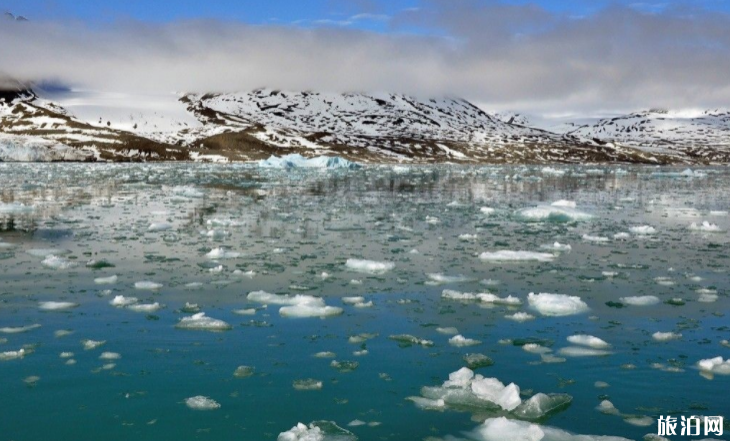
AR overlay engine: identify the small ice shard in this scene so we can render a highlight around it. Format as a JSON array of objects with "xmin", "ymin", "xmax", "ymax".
[
  {"xmin": 23, "ymin": 376, "xmax": 40, "ymax": 386},
  {"xmin": 449, "ymin": 335, "xmax": 481, "ymax": 347},
  {"xmin": 630, "ymin": 225, "xmax": 657, "ymax": 235},
  {"xmin": 175, "ymin": 313, "xmax": 232, "ymax": 331},
  {"xmin": 517, "ymin": 205, "xmax": 593, "ymax": 222},
  {"xmin": 441, "ymin": 290, "xmax": 521, "ymax": 305},
  {"xmin": 232, "ymin": 308, "xmax": 257, "ymax": 315},
  {"xmin": 148, "ymin": 222, "xmax": 172, "ymax": 232},
  {"xmin": 233, "ymin": 365, "xmax": 255, "ymax": 378},
  {"xmin": 527, "ymin": 293, "xmax": 589, "ymax": 317},
  {"xmin": 39, "ymin": 301, "xmax": 78, "ymax": 311},
  {"xmin": 42, "ymin": 255, "xmax": 76, "ymax": 270},
  {"xmin": 0, "ymin": 348, "xmax": 26, "ymax": 361},
  {"xmin": 134, "ymin": 281, "xmax": 162, "ymax": 290},
  {"xmin": 427, "ymin": 273, "xmax": 474, "ymax": 284},
  {"xmin": 540, "ymin": 242, "xmax": 572, "ymax": 252},
  {"xmin": 279, "ymin": 304, "xmax": 343, "ymax": 318},
  {"xmin": 582, "ymin": 234, "xmax": 610, "ymax": 243},
  {"xmin": 99, "ymin": 352, "xmax": 121, "ymax": 360},
  {"xmin": 128, "ymin": 303, "xmax": 162, "ymax": 313},
  {"xmin": 185, "ymin": 396, "xmax": 221, "ymax": 410},
  {"xmin": 613, "ymin": 232, "xmax": 631, "ymax": 240},
  {"xmin": 342, "ymin": 296, "xmax": 365, "ymax": 305},
  {"xmin": 566, "ymin": 335, "xmax": 611, "ymax": 349},
  {"xmin": 458, "ymin": 234, "xmax": 478, "ymax": 242},
  {"xmin": 408, "ymin": 396, "xmax": 446, "ymax": 410},
  {"xmin": 689, "ymin": 221, "xmax": 723, "ymax": 232},
  {"xmin": 293, "ymin": 379, "xmax": 323, "ymax": 391},
  {"xmin": 0, "ymin": 324, "xmax": 41, "ymax": 334},
  {"xmin": 205, "ymin": 247, "xmax": 241, "ymax": 259},
  {"xmin": 479, "ymin": 251, "xmax": 555, "ymax": 262},
  {"xmin": 619, "ymin": 295, "xmax": 660, "ymax": 306},
  {"xmin": 314, "ymin": 352, "xmax": 336, "ymax": 358},
  {"xmin": 345, "ymin": 259, "xmax": 395, "ymax": 274},
  {"xmin": 596, "ymin": 400, "xmax": 620, "ymax": 415},
  {"xmin": 480, "ymin": 207, "xmax": 495, "ymax": 215},
  {"xmin": 60, "ymin": 352, "xmax": 74, "ymax": 358},
  {"xmin": 470, "ymin": 377, "xmax": 522, "ymax": 411},
  {"xmin": 94, "ymin": 275, "xmax": 118, "ymax": 285},
  {"xmin": 110, "ymin": 295, "xmax": 138, "ymax": 307},
  {"xmin": 551, "ymin": 200, "xmax": 576, "ymax": 208},
  {"xmin": 652, "ymin": 332, "xmax": 682, "ymax": 341},
  {"xmin": 82, "ymin": 339, "xmax": 106, "ymax": 350}
]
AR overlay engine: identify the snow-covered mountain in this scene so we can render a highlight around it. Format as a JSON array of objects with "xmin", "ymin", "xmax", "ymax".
[
  {"xmin": 565, "ymin": 109, "xmax": 730, "ymax": 162},
  {"xmin": 0, "ymin": 86, "xmax": 727, "ymax": 164}
]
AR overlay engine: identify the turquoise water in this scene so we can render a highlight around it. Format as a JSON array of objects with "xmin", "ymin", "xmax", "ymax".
[{"xmin": 0, "ymin": 164, "xmax": 728, "ymax": 440}]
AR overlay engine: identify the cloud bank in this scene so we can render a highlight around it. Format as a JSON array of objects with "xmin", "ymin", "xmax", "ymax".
[{"xmin": 2, "ymin": 1, "xmax": 730, "ymax": 114}]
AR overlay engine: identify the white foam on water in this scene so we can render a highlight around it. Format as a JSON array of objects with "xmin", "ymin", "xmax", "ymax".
[
  {"xmin": 652, "ymin": 332, "xmax": 682, "ymax": 341},
  {"xmin": 134, "ymin": 281, "xmax": 163, "ymax": 290},
  {"xmin": 479, "ymin": 251, "xmax": 555, "ymax": 262},
  {"xmin": 110, "ymin": 295, "xmax": 138, "ymax": 307},
  {"xmin": 185, "ymin": 396, "xmax": 221, "ymax": 410},
  {"xmin": 94, "ymin": 275, "xmax": 118, "ymax": 285},
  {"xmin": 345, "ymin": 259, "xmax": 395, "ymax": 274},
  {"xmin": 449, "ymin": 335, "xmax": 481, "ymax": 347},
  {"xmin": 527, "ymin": 293, "xmax": 589, "ymax": 317},
  {"xmin": 175, "ymin": 313, "xmax": 232, "ymax": 331},
  {"xmin": 619, "ymin": 295, "xmax": 660, "ymax": 306},
  {"xmin": 38, "ymin": 301, "xmax": 78, "ymax": 311},
  {"xmin": 566, "ymin": 335, "xmax": 611, "ymax": 349}
]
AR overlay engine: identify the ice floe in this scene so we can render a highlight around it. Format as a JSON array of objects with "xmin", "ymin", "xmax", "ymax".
[
  {"xmin": 38, "ymin": 301, "xmax": 78, "ymax": 311},
  {"xmin": 128, "ymin": 302, "xmax": 162, "ymax": 313},
  {"xmin": 82, "ymin": 339, "xmax": 106, "ymax": 350},
  {"xmin": 0, "ymin": 324, "xmax": 41, "ymax": 334},
  {"xmin": 697, "ymin": 357, "xmax": 730, "ymax": 376},
  {"xmin": 566, "ymin": 335, "xmax": 610, "ymax": 349},
  {"xmin": 466, "ymin": 417, "xmax": 631, "ymax": 441},
  {"xmin": 0, "ymin": 348, "xmax": 26, "ymax": 361},
  {"xmin": 110, "ymin": 295, "xmax": 138, "ymax": 307},
  {"xmin": 517, "ymin": 205, "xmax": 593, "ymax": 223},
  {"xmin": 277, "ymin": 421, "xmax": 356, "ymax": 441},
  {"xmin": 540, "ymin": 242, "xmax": 572, "ymax": 252},
  {"xmin": 479, "ymin": 251, "xmax": 555, "ymax": 263},
  {"xmin": 205, "ymin": 247, "xmax": 242, "ymax": 259},
  {"xmin": 134, "ymin": 281, "xmax": 163, "ymax": 290},
  {"xmin": 689, "ymin": 221, "xmax": 723, "ymax": 232},
  {"xmin": 41, "ymin": 255, "xmax": 76, "ymax": 270},
  {"xmin": 259, "ymin": 154, "xmax": 361, "ymax": 170},
  {"xmin": 345, "ymin": 259, "xmax": 395, "ymax": 274},
  {"xmin": 449, "ymin": 335, "xmax": 482, "ymax": 347},
  {"xmin": 185, "ymin": 396, "xmax": 221, "ymax": 410},
  {"xmin": 442, "ymin": 290, "xmax": 521, "ymax": 306},
  {"xmin": 630, "ymin": 225, "xmax": 657, "ymax": 235},
  {"xmin": 618, "ymin": 296, "xmax": 660, "ymax": 306},
  {"xmin": 175, "ymin": 313, "xmax": 232, "ymax": 331},
  {"xmin": 652, "ymin": 332, "xmax": 682, "ymax": 341},
  {"xmin": 527, "ymin": 293, "xmax": 589, "ymax": 316},
  {"xmin": 94, "ymin": 275, "xmax": 118, "ymax": 285}
]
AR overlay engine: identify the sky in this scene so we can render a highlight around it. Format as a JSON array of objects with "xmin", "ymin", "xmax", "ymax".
[{"xmin": 2, "ymin": 0, "xmax": 730, "ymax": 116}]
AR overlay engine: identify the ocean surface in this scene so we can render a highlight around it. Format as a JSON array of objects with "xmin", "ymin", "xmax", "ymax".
[{"xmin": 0, "ymin": 163, "xmax": 728, "ymax": 441}]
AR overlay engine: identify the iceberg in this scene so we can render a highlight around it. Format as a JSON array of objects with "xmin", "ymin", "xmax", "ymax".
[{"xmin": 259, "ymin": 154, "xmax": 361, "ymax": 170}]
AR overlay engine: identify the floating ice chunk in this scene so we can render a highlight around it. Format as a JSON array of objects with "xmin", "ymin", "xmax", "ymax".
[
  {"xmin": 442, "ymin": 290, "xmax": 521, "ymax": 306},
  {"xmin": 471, "ymin": 377, "xmax": 522, "ymax": 411},
  {"xmin": 512, "ymin": 393, "xmax": 572, "ymax": 420},
  {"xmin": 99, "ymin": 352, "xmax": 121, "ymax": 360},
  {"xmin": 449, "ymin": 335, "xmax": 481, "ymax": 347},
  {"xmin": 148, "ymin": 222, "xmax": 173, "ymax": 232},
  {"xmin": 330, "ymin": 360, "xmax": 359, "ymax": 373},
  {"xmin": 205, "ymin": 247, "xmax": 241, "ymax": 259},
  {"xmin": 234, "ymin": 366, "xmax": 255, "ymax": 378},
  {"xmin": 541, "ymin": 167, "xmax": 566, "ymax": 176},
  {"xmin": 94, "ymin": 275, "xmax": 118, "ymax": 285},
  {"xmin": 247, "ymin": 291, "xmax": 320, "ymax": 306},
  {"xmin": 566, "ymin": 335, "xmax": 611, "ymax": 349},
  {"xmin": 436, "ymin": 327, "xmax": 459, "ymax": 335},
  {"xmin": 540, "ymin": 242, "xmax": 572, "ymax": 252},
  {"xmin": 480, "ymin": 207, "xmax": 496, "ymax": 215},
  {"xmin": 277, "ymin": 421, "xmax": 356, "ymax": 441},
  {"xmin": 54, "ymin": 330, "xmax": 73, "ymax": 338},
  {"xmin": 471, "ymin": 417, "xmax": 631, "ymax": 441},
  {"xmin": 388, "ymin": 334, "xmax": 434, "ymax": 347},
  {"xmin": 232, "ymin": 308, "xmax": 256, "ymax": 315},
  {"xmin": 523, "ymin": 344, "xmax": 552, "ymax": 354},
  {"xmin": 0, "ymin": 324, "xmax": 41, "ymax": 334},
  {"xmin": 505, "ymin": 312, "xmax": 535, "ymax": 322},
  {"xmin": 82, "ymin": 339, "xmax": 106, "ymax": 350},
  {"xmin": 134, "ymin": 281, "xmax": 162, "ymax": 290},
  {"xmin": 172, "ymin": 186, "xmax": 205, "ymax": 198},
  {"xmin": 582, "ymin": 234, "xmax": 610, "ymax": 243},
  {"xmin": 689, "ymin": 221, "xmax": 723, "ymax": 232},
  {"xmin": 342, "ymin": 297, "xmax": 365, "ymax": 305},
  {"xmin": 517, "ymin": 206, "xmax": 593, "ymax": 223},
  {"xmin": 527, "ymin": 293, "xmax": 589, "ymax": 317},
  {"xmin": 619, "ymin": 296, "xmax": 660, "ymax": 306},
  {"xmin": 280, "ymin": 304, "xmax": 343, "ymax": 318},
  {"xmin": 345, "ymin": 259, "xmax": 395, "ymax": 274},
  {"xmin": 652, "ymin": 332, "xmax": 682, "ymax": 341},
  {"xmin": 596, "ymin": 400, "xmax": 620, "ymax": 415},
  {"xmin": 0, "ymin": 202, "xmax": 34, "ymax": 214},
  {"xmin": 479, "ymin": 251, "xmax": 555, "ymax": 262},
  {"xmin": 260, "ymin": 153, "xmax": 361, "ymax": 169},
  {"xmin": 630, "ymin": 226, "xmax": 657, "ymax": 235},
  {"xmin": 697, "ymin": 357, "xmax": 730, "ymax": 375},
  {"xmin": 185, "ymin": 396, "xmax": 221, "ymax": 410},
  {"xmin": 42, "ymin": 255, "xmax": 76, "ymax": 270},
  {"xmin": 558, "ymin": 347, "xmax": 612, "ymax": 357},
  {"xmin": 464, "ymin": 353, "xmax": 494, "ymax": 369},
  {"xmin": 175, "ymin": 313, "xmax": 232, "ymax": 331},
  {"xmin": 110, "ymin": 295, "xmax": 138, "ymax": 307},
  {"xmin": 293, "ymin": 379, "xmax": 323, "ymax": 391},
  {"xmin": 39, "ymin": 301, "xmax": 78, "ymax": 311},
  {"xmin": 408, "ymin": 396, "xmax": 446, "ymax": 410},
  {"xmin": 314, "ymin": 352, "xmax": 336, "ymax": 359},
  {"xmin": 697, "ymin": 289, "xmax": 719, "ymax": 303},
  {"xmin": 427, "ymin": 273, "xmax": 474, "ymax": 284},
  {"xmin": 444, "ymin": 367, "xmax": 475, "ymax": 387},
  {"xmin": 458, "ymin": 234, "xmax": 478, "ymax": 242},
  {"xmin": 60, "ymin": 352, "xmax": 74, "ymax": 358},
  {"xmin": 0, "ymin": 348, "xmax": 25, "ymax": 361},
  {"xmin": 551, "ymin": 200, "xmax": 576, "ymax": 208},
  {"xmin": 613, "ymin": 232, "xmax": 631, "ymax": 240},
  {"xmin": 624, "ymin": 416, "xmax": 654, "ymax": 427},
  {"xmin": 128, "ymin": 302, "xmax": 162, "ymax": 313}
]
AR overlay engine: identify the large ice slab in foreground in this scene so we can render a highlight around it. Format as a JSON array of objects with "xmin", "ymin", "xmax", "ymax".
[{"xmin": 259, "ymin": 154, "xmax": 361, "ymax": 170}]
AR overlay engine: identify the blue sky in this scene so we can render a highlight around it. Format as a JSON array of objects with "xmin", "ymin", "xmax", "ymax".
[{"xmin": 3, "ymin": 0, "xmax": 730, "ymax": 29}]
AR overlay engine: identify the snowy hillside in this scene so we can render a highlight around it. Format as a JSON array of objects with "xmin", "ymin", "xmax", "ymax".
[
  {"xmin": 565, "ymin": 109, "xmax": 730, "ymax": 162},
  {"xmin": 0, "ymin": 86, "xmax": 727, "ymax": 164}
]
